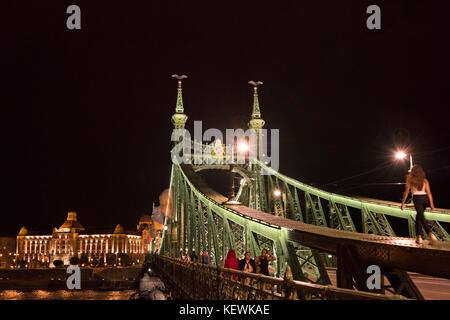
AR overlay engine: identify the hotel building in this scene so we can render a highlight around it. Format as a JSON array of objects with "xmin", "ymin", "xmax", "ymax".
[{"xmin": 16, "ymin": 211, "xmax": 153, "ymax": 267}]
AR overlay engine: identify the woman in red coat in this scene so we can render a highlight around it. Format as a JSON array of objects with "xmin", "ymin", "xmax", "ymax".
[{"xmin": 223, "ymin": 249, "xmax": 239, "ymax": 280}]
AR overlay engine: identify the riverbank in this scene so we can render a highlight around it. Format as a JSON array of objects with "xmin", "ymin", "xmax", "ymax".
[
  {"xmin": 0, "ymin": 289, "xmax": 135, "ymax": 300},
  {"xmin": 0, "ymin": 266, "xmax": 142, "ymax": 291}
]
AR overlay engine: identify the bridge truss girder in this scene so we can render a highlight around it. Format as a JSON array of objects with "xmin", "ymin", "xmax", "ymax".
[
  {"xmin": 161, "ymin": 164, "xmax": 333, "ymax": 292},
  {"xmin": 161, "ymin": 155, "xmax": 450, "ymax": 300},
  {"xmin": 251, "ymin": 161, "xmax": 450, "ymax": 299}
]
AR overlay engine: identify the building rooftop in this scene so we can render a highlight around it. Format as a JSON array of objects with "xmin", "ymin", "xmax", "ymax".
[{"xmin": 17, "ymin": 212, "xmax": 140, "ymax": 237}]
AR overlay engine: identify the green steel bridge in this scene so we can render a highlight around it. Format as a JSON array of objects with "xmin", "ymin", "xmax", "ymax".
[{"xmin": 156, "ymin": 78, "xmax": 450, "ymax": 300}]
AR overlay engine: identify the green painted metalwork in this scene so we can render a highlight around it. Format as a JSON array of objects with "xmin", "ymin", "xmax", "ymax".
[
  {"xmin": 428, "ymin": 220, "xmax": 450, "ymax": 241},
  {"xmin": 161, "ymin": 161, "xmax": 332, "ymax": 284},
  {"xmin": 329, "ymin": 199, "xmax": 357, "ymax": 232},
  {"xmin": 206, "ymin": 205, "xmax": 218, "ymax": 264},
  {"xmin": 254, "ymin": 170, "xmax": 268, "ymax": 213},
  {"xmin": 305, "ymin": 192, "xmax": 327, "ymax": 227},
  {"xmin": 257, "ymin": 160, "xmax": 450, "ymax": 223},
  {"xmin": 361, "ymin": 205, "xmax": 396, "ymax": 236},
  {"xmin": 267, "ymin": 175, "xmax": 274, "ymax": 214},
  {"xmin": 272, "ymin": 178, "xmax": 283, "ymax": 217},
  {"xmin": 283, "ymin": 181, "xmax": 297, "ymax": 221},
  {"xmin": 159, "ymin": 81, "xmax": 450, "ymax": 300},
  {"xmin": 408, "ymin": 216, "xmax": 416, "ymax": 238}
]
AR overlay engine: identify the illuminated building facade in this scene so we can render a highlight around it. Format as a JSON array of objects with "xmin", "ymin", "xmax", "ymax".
[
  {"xmin": 0, "ymin": 237, "xmax": 16, "ymax": 269},
  {"xmin": 16, "ymin": 211, "xmax": 153, "ymax": 267}
]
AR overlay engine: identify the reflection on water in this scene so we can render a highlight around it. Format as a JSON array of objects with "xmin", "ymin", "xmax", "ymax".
[{"xmin": 0, "ymin": 290, "xmax": 135, "ymax": 300}]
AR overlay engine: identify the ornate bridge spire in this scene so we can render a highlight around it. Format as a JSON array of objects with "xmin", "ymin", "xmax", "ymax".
[
  {"xmin": 171, "ymin": 74, "xmax": 188, "ymax": 130},
  {"xmin": 248, "ymin": 80, "xmax": 265, "ymax": 132}
]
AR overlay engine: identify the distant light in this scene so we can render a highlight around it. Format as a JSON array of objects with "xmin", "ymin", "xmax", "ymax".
[
  {"xmin": 395, "ymin": 151, "xmax": 407, "ymax": 160},
  {"xmin": 328, "ymin": 255, "xmax": 332, "ymax": 258},
  {"xmin": 237, "ymin": 142, "xmax": 249, "ymax": 153},
  {"xmin": 164, "ymin": 225, "xmax": 168, "ymax": 231},
  {"xmin": 273, "ymin": 189, "xmax": 281, "ymax": 197}
]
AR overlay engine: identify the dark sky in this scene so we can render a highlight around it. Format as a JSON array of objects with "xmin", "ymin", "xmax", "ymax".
[{"xmin": 2, "ymin": 1, "xmax": 449, "ymax": 236}]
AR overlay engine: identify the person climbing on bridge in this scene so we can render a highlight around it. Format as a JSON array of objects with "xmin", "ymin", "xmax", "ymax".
[
  {"xmin": 400, "ymin": 165, "xmax": 439, "ymax": 245},
  {"xmin": 255, "ymin": 249, "xmax": 276, "ymax": 276},
  {"xmin": 223, "ymin": 248, "xmax": 239, "ymax": 280}
]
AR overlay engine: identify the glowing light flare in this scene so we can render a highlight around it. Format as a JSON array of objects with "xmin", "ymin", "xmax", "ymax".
[
  {"xmin": 237, "ymin": 142, "xmax": 249, "ymax": 153},
  {"xmin": 273, "ymin": 189, "xmax": 281, "ymax": 197},
  {"xmin": 395, "ymin": 151, "xmax": 407, "ymax": 160}
]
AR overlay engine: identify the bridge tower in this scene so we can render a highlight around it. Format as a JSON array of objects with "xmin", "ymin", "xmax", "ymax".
[
  {"xmin": 248, "ymin": 80, "xmax": 265, "ymax": 156},
  {"xmin": 247, "ymin": 81, "xmax": 268, "ymax": 212},
  {"xmin": 169, "ymin": 74, "xmax": 188, "ymax": 257},
  {"xmin": 171, "ymin": 75, "xmax": 188, "ymax": 134}
]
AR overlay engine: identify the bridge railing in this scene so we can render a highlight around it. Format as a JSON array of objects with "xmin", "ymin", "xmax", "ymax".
[
  {"xmin": 251, "ymin": 159, "xmax": 450, "ymax": 241},
  {"xmin": 150, "ymin": 254, "xmax": 407, "ymax": 300}
]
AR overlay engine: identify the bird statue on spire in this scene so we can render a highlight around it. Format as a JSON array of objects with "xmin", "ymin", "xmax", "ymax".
[
  {"xmin": 248, "ymin": 80, "xmax": 263, "ymax": 88},
  {"xmin": 172, "ymin": 74, "xmax": 188, "ymax": 80}
]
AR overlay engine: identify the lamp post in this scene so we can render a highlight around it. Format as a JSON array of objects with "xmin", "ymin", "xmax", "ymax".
[
  {"xmin": 223, "ymin": 140, "xmax": 249, "ymax": 205},
  {"xmin": 273, "ymin": 189, "xmax": 285, "ymax": 217},
  {"xmin": 395, "ymin": 151, "xmax": 414, "ymax": 206},
  {"xmin": 395, "ymin": 151, "xmax": 413, "ymax": 171}
]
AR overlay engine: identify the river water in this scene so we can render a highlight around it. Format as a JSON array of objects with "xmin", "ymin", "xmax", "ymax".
[{"xmin": 0, "ymin": 290, "xmax": 135, "ymax": 300}]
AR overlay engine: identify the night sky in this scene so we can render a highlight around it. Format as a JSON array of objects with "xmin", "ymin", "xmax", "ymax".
[{"xmin": 2, "ymin": 1, "xmax": 449, "ymax": 236}]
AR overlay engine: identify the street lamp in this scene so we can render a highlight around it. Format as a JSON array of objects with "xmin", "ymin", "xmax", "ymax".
[
  {"xmin": 395, "ymin": 151, "xmax": 413, "ymax": 171},
  {"xmin": 237, "ymin": 142, "xmax": 249, "ymax": 153},
  {"xmin": 272, "ymin": 189, "xmax": 285, "ymax": 217},
  {"xmin": 395, "ymin": 151, "xmax": 407, "ymax": 160}
]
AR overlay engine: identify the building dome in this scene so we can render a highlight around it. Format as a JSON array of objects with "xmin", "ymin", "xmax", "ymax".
[
  {"xmin": 139, "ymin": 214, "xmax": 152, "ymax": 224},
  {"xmin": 18, "ymin": 226, "xmax": 28, "ymax": 236},
  {"xmin": 113, "ymin": 224, "xmax": 125, "ymax": 234},
  {"xmin": 59, "ymin": 211, "xmax": 85, "ymax": 232}
]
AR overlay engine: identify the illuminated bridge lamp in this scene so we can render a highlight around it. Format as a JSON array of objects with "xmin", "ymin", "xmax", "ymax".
[
  {"xmin": 273, "ymin": 189, "xmax": 281, "ymax": 197},
  {"xmin": 395, "ymin": 151, "xmax": 407, "ymax": 160},
  {"xmin": 237, "ymin": 141, "xmax": 249, "ymax": 153},
  {"xmin": 395, "ymin": 151, "xmax": 413, "ymax": 171}
]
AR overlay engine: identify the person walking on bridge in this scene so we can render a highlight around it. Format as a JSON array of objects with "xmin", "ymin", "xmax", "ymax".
[{"xmin": 401, "ymin": 165, "xmax": 439, "ymax": 245}]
